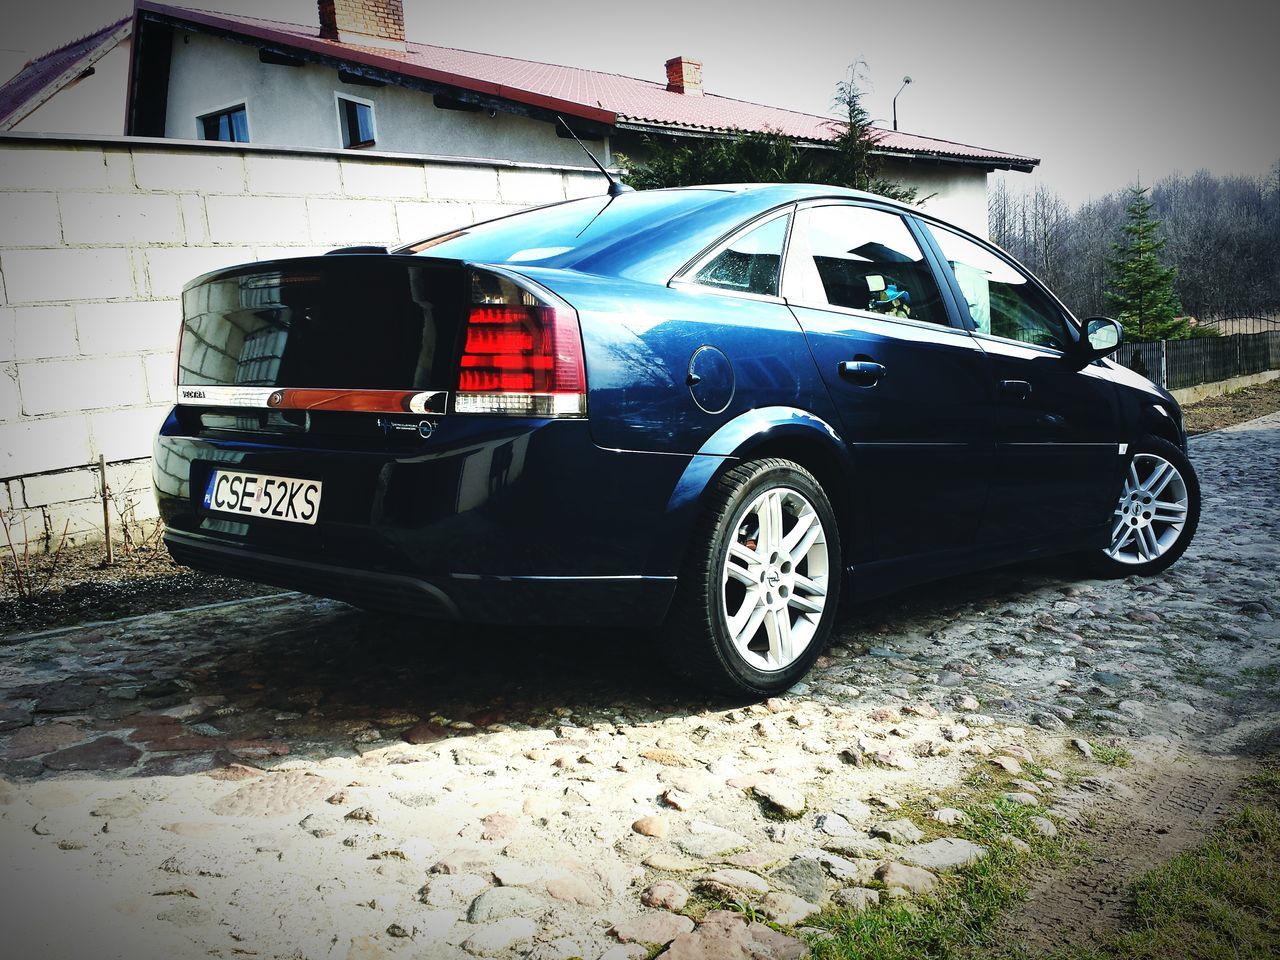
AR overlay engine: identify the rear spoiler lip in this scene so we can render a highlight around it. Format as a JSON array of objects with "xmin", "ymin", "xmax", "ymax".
[{"xmin": 179, "ymin": 253, "xmax": 466, "ymax": 295}]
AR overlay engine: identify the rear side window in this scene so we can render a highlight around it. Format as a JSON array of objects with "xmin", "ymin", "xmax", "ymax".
[
  {"xmin": 784, "ymin": 205, "xmax": 947, "ymax": 326},
  {"xmin": 927, "ymin": 224, "xmax": 1074, "ymax": 350},
  {"xmin": 690, "ymin": 214, "xmax": 789, "ymax": 296}
]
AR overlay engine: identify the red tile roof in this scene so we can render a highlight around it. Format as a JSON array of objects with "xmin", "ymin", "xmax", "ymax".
[{"xmin": 0, "ymin": 17, "xmax": 131, "ymax": 129}]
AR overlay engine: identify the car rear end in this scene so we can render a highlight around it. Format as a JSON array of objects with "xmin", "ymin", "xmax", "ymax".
[{"xmin": 154, "ymin": 252, "xmax": 683, "ymax": 624}]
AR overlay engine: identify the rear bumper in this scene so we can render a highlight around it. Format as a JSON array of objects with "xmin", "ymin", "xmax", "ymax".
[
  {"xmin": 154, "ymin": 412, "xmax": 689, "ymax": 625},
  {"xmin": 165, "ymin": 531, "xmax": 676, "ymax": 624}
]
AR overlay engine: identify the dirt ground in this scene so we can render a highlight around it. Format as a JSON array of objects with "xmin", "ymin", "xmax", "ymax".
[
  {"xmin": 1183, "ymin": 376, "xmax": 1280, "ymax": 435},
  {"xmin": 0, "ymin": 542, "xmax": 278, "ymax": 636}
]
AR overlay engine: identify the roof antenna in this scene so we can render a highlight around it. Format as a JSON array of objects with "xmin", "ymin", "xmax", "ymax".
[{"xmin": 557, "ymin": 115, "xmax": 632, "ymax": 197}]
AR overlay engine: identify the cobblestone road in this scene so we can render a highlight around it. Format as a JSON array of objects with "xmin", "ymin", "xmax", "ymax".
[{"xmin": 1, "ymin": 414, "xmax": 1277, "ymax": 960}]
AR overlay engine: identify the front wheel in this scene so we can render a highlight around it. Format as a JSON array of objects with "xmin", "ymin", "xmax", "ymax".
[
  {"xmin": 662, "ymin": 458, "xmax": 842, "ymax": 697},
  {"xmin": 1087, "ymin": 436, "xmax": 1200, "ymax": 577}
]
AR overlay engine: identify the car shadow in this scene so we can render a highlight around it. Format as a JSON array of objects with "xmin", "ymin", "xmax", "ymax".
[{"xmin": 0, "ymin": 555, "xmax": 1089, "ymax": 779}]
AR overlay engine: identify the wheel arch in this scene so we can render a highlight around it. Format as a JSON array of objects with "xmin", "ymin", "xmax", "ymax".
[
  {"xmin": 1139, "ymin": 402, "xmax": 1183, "ymax": 449},
  {"xmin": 653, "ymin": 407, "xmax": 854, "ymax": 577}
]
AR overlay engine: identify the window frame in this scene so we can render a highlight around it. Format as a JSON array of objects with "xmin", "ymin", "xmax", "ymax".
[
  {"xmin": 335, "ymin": 92, "xmax": 377, "ymax": 150},
  {"xmin": 779, "ymin": 199, "xmax": 969, "ymax": 335},
  {"xmin": 669, "ymin": 206, "xmax": 796, "ymax": 304},
  {"xmin": 912, "ymin": 215, "xmax": 1084, "ymax": 356},
  {"xmin": 195, "ymin": 101, "xmax": 250, "ymax": 143}
]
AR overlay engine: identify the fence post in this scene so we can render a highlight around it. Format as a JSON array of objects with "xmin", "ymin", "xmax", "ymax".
[
  {"xmin": 1159, "ymin": 340, "xmax": 1168, "ymax": 388},
  {"xmin": 99, "ymin": 454, "xmax": 113, "ymax": 567}
]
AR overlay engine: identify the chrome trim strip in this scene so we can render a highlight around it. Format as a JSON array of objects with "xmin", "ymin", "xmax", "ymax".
[{"xmin": 177, "ymin": 386, "xmax": 449, "ymax": 412}]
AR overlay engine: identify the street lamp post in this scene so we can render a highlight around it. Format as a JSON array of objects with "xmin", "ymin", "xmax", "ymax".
[{"xmin": 892, "ymin": 76, "xmax": 913, "ymax": 131}]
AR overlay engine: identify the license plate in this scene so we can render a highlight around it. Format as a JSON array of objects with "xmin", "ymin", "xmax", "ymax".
[{"xmin": 203, "ymin": 470, "xmax": 321, "ymax": 525}]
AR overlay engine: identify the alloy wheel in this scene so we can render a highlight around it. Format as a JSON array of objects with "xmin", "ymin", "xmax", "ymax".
[
  {"xmin": 1106, "ymin": 453, "xmax": 1190, "ymax": 565},
  {"xmin": 722, "ymin": 486, "xmax": 830, "ymax": 671}
]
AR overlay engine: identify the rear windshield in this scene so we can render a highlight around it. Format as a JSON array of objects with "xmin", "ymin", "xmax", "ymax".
[{"xmin": 401, "ymin": 189, "xmax": 728, "ymax": 267}]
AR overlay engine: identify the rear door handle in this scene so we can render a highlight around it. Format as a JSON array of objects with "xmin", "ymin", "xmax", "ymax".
[
  {"xmin": 838, "ymin": 360, "xmax": 886, "ymax": 385},
  {"xmin": 998, "ymin": 379, "xmax": 1032, "ymax": 401}
]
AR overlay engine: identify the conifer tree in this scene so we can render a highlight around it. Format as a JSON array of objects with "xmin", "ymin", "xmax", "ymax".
[
  {"xmin": 622, "ymin": 64, "xmax": 916, "ymax": 202},
  {"xmin": 1106, "ymin": 186, "xmax": 1187, "ymax": 340},
  {"xmin": 831, "ymin": 66, "xmax": 917, "ymax": 203}
]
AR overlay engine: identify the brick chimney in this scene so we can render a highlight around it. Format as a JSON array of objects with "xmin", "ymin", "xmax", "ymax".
[
  {"xmin": 665, "ymin": 56, "xmax": 703, "ymax": 96},
  {"xmin": 317, "ymin": 0, "xmax": 406, "ymax": 52}
]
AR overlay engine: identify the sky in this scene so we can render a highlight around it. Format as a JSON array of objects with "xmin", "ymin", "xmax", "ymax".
[{"xmin": 2, "ymin": 0, "xmax": 1276, "ymax": 207}]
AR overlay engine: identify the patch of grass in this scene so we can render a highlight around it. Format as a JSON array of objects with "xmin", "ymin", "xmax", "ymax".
[
  {"xmin": 1239, "ymin": 664, "xmax": 1280, "ymax": 683},
  {"xmin": 721, "ymin": 897, "xmax": 767, "ymax": 923},
  {"xmin": 1174, "ymin": 662, "xmax": 1223, "ymax": 686},
  {"xmin": 807, "ymin": 794, "xmax": 1069, "ymax": 960},
  {"xmin": 1020, "ymin": 759, "xmax": 1049, "ymax": 782},
  {"xmin": 1240, "ymin": 764, "xmax": 1280, "ymax": 802},
  {"xmin": 1089, "ymin": 743, "xmax": 1132, "ymax": 768},
  {"xmin": 1047, "ymin": 804, "xmax": 1280, "ymax": 960}
]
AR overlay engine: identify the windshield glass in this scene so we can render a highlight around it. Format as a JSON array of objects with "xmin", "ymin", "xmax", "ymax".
[{"xmin": 401, "ymin": 189, "xmax": 729, "ymax": 267}]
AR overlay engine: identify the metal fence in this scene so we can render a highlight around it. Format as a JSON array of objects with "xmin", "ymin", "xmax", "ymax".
[{"xmin": 1113, "ymin": 330, "xmax": 1280, "ymax": 390}]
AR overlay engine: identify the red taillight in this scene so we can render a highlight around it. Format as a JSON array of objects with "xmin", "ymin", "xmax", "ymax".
[{"xmin": 455, "ymin": 273, "xmax": 586, "ymax": 417}]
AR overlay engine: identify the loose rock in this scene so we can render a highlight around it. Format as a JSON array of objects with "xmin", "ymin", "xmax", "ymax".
[
  {"xmin": 875, "ymin": 861, "xmax": 936, "ymax": 895},
  {"xmin": 759, "ymin": 892, "xmax": 819, "ymax": 925},
  {"xmin": 870, "ymin": 818, "xmax": 924, "ymax": 844},
  {"xmin": 641, "ymin": 880, "xmax": 689, "ymax": 912},
  {"xmin": 898, "ymin": 837, "xmax": 987, "ymax": 870},
  {"xmin": 632, "ymin": 815, "xmax": 669, "ymax": 838},
  {"xmin": 609, "ymin": 912, "xmax": 694, "ymax": 945}
]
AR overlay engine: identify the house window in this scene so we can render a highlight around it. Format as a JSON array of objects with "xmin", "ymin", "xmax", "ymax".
[
  {"xmin": 199, "ymin": 104, "xmax": 249, "ymax": 143},
  {"xmin": 338, "ymin": 96, "xmax": 375, "ymax": 148}
]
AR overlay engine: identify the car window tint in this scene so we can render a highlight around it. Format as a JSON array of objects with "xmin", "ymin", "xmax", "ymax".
[
  {"xmin": 691, "ymin": 214, "xmax": 788, "ymax": 296},
  {"xmin": 929, "ymin": 225, "xmax": 1072, "ymax": 350},
  {"xmin": 785, "ymin": 205, "xmax": 946, "ymax": 325}
]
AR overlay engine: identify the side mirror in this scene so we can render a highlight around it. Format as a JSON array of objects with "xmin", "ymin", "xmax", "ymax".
[{"xmin": 1083, "ymin": 317, "xmax": 1124, "ymax": 358}]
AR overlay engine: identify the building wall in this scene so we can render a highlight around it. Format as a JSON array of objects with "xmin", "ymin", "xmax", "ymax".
[
  {"xmin": 164, "ymin": 31, "xmax": 600, "ymax": 167},
  {"xmin": 881, "ymin": 159, "xmax": 990, "ymax": 237},
  {"xmin": 0, "ymin": 133, "xmax": 603, "ymax": 551},
  {"xmin": 12, "ymin": 40, "xmax": 132, "ymax": 136}
]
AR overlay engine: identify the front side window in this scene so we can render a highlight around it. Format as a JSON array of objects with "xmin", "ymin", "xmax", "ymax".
[
  {"xmin": 199, "ymin": 104, "xmax": 248, "ymax": 143},
  {"xmin": 783, "ymin": 205, "xmax": 947, "ymax": 326},
  {"xmin": 339, "ymin": 96, "xmax": 375, "ymax": 148},
  {"xmin": 928, "ymin": 225, "xmax": 1074, "ymax": 351},
  {"xmin": 690, "ymin": 214, "xmax": 789, "ymax": 296}
]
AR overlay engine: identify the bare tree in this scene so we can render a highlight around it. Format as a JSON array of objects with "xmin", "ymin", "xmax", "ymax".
[{"xmin": 991, "ymin": 166, "xmax": 1280, "ymax": 325}]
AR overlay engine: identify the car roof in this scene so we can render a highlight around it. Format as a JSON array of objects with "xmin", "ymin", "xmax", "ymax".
[
  {"xmin": 645, "ymin": 182, "xmax": 913, "ymax": 213},
  {"xmin": 406, "ymin": 182, "xmax": 922, "ymax": 284}
]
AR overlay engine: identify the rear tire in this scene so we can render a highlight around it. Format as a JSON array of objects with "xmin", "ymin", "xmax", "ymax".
[
  {"xmin": 661, "ymin": 458, "xmax": 842, "ymax": 698},
  {"xmin": 1086, "ymin": 436, "xmax": 1200, "ymax": 578}
]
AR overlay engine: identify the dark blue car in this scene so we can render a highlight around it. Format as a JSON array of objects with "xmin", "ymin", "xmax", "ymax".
[{"xmin": 155, "ymin": 184, "xmax": 1200, "ymax": 695}]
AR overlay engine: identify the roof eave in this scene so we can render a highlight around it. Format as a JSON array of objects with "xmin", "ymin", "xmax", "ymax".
[
  {"xmin": 0, "ymin": 20, "xmax": 131, "ymax": 130},
  {"xmin": 615, "ymin": 120, "xmax": 1038, "ymax": 172}
]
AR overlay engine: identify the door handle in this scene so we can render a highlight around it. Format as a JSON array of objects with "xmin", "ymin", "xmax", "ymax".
[
  {"xmin": 838, "ymin": 360, "xmax": 886, "ymax": 385},
  {"xmin": 998, "ymin": 379, "xmax": 1032, "ymax": 401}
]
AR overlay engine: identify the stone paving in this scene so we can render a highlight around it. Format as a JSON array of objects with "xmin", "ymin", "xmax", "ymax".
[{"xmin": 1, "ymin": 414, "xmax": 1278, "ymax": 960}]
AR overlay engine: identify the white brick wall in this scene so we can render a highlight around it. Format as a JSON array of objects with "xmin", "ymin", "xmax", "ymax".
[{"xmin": 0, "ymin": 133, "xmax": 604, "ymax": 550}]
